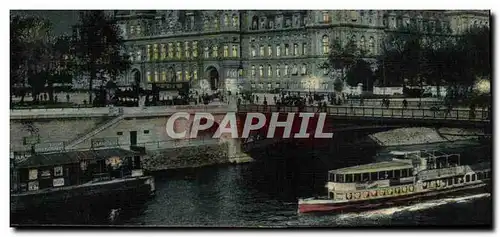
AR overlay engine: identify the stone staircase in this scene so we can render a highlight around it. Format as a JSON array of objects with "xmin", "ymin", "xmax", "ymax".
[{"xmin": 65, "ymin": 108, "xmax": 126, "ymax": 149}]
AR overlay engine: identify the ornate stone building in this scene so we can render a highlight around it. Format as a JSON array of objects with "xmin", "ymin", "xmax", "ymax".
[{"xmin": 114, "ymin": 10, "xmax": 489, "ymax": 93}]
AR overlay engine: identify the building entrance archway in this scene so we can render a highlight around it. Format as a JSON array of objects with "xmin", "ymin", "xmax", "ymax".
[{"xmin": 205, "ymin": 67, "xmax": 219, "ymax": 91}]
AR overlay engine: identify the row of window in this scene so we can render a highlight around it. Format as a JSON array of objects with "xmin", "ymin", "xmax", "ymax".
[
  {"xmin": 423, "ymin": 171, "xmax": 491, "ymax": 189},
  {"xmin": 203, "ymin": 14, "xmax": 239, "ymax": 30},
  {"xmin": 250, "ymin": 64, "xmax": 308, "ymax": 78},
  {"xmin": 250, "ymin": 15, "xmax": 303, "ymax": 31},
  {"xmin": 145, "ymin": 70, "xmax": 198, "ymax": 83},
  {"xmin": 248, "ymin": 82, "xmax": 330, "ymax": 90},
  {"xmin": 251, "ymin": 43, "xmax": 307, "ymax": 57},
  {"xmin": 321, "ymin": 35, "xmax": 376, "ymax": 55},
  {"xmin": 130, "ymin": 42, "xmax": 240, "ymax": 62},
  {"xmin": 329, "ymin": 168, "xmax": 413, "ymax": 183}
]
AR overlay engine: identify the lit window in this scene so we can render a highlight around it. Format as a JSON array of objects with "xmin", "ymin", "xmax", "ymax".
[
  {"xmin": 323, "ymin": 11, "xmax": 330, "ymax": 23},
  {"xmin": 136, "ymin": 49, "xmax": 141, "ymax": 61},
  {"xmin": 154, "ymin": 70, "xmax": 159, "ymax": 82},
  {"xmin": 176, "ymin": 71, "xmax": 182, "ymax": 81},
  {"xmin": 214, "ymin": 18, "xmax": 219, "ymax": 30},
  {"xmin": 168, "ymin": 43, "xmax": 173, "ymax": 58},
  {"xmin": 232, "ymin": 14, "xmax": 238, "ymax": 27},
  {"xmin": 204, "ymin": 46, "xmax": 210, "ymax": 58},
  {"xmin": 259, "ymin": 65, "xmax": 264, "ymax": 77},
  {"xmin": 224, "ymin": 14, "xmax": 229, "ymax": 26},
  {"xmin": 301, "ymin": 64, "xmax": 307, "ymax": 75},
  {"xmin": 130, "ymin": 25, "xmax": 135, "ymax": 35},
  {"xmin": 147, "ymin": 45, "xmax": 151, "ymax": 61},
  {"xmin": 294, "ymin": 44, "xmax": 299, "ymax": 56},
  {"xmin": 267, "ymin": 65, "xmax": 272, "ymax": 77},
  {"xmin": 176, "ymin": 42, "xmax": 181, "ymax": 59},
  {"xmin": 284, "ymin": 44, "xmax": 289, "ymax": 56},
  {"xmin": 322, "ymin": 35, "xmax": 329, "ymax": 54},
  {"xmin": 369, "ymin": 37, "xmax": 375, "ymax": 54},
  {"xmin": 147, "ymin": 71, "xmax": 152, "ymax": 82},
  {"xmin": 192, "ymin": 41, "xmax": 198, "ymax": 57},
  {"xmin": 251, "ymin": 65, "xmax": 256, "ymax": 77},
  {"xmin": 302, "ymin": 43, "xmax": 307, "ymax": 55},
  {"xmin": 185, "ymin": 42, "xmax": 190, "ymax": 58},
  {"xmin": 292, "ymin": 64, "xmax": 298, "ymax": 75},
  {"xmin": 284, "ymin": 64, "xmax": 289, "ymax": 76},
  {"xmin": 360, "ymin": 36, "xmax": 365, "ymax": 51},
  {"xmin": 276, "ymin": 64, "xmax": 281, "ymax": 77},
  {"xmin": 268, "ymin": 45, "xmax": 272, "ymax": 57},
  {"xmin": 232, "ymin": 45, "xmax": 238, "ymax": 57},
  {"xmin": 193, "ymin": 70, "xmax": 198, "ymax": 80},
  {"xmin": 276, "ymin": 45, "xmax": 281, "ymax": 57},
  {"xmin": 251, "ymin": 45, "xmax": 257, "ymax": 57},
  {"xmin": 162, "ymin": 71, "xmax": 167, "ymax": 81},
  {"xmin": 161, "ymin": 44, "xmax": 166, "ymax": 59},
  {"xmin": 204, "ymin": 18, "xmax": 209, "ymax": 30},
  {"xmin": 212, "ymin": 45, "xmax": 218, "ymax": 57},
  {"xmin": 153, "ymin": 44, "xmax": 158, "ymax": 60},
  {"xmin": 260, "ymin": 45, "xmax": 265, "ymax": 56},
  {"xmin": 185, "ymin": 70, "xmax": 190, "ymax": 81},
  {"xmin": 136, "ymin": 25, "xmax": 141, "ymax": 35},
  {"xmin": 224, "ymin": 45, "xmax": 229, "ymax": 57}
]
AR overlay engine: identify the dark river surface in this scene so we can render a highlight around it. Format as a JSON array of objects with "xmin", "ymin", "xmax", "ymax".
[
  {"xmin": 14, "ymin": 138, "xmax": 492, "ymax": 227},
  {"xmin": 112, "ymin": 139, "xmax": 492, "ymax": 227}
]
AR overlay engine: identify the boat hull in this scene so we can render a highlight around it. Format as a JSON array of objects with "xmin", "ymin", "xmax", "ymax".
[
  {"xmin": 298, "ymin": 183, "xmax": 490, "ymax": 214},
  {"xmin": 10, "ymin": 176, "xmax": 155, "ymax": 225}
]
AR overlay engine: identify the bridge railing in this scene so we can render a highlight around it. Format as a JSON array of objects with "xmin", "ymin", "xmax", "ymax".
[{"xmin": 238, "ymin": 105, "xmax": 490, "ymax": 122}]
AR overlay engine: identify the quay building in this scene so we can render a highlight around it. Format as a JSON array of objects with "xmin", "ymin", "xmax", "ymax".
[{"xmin": 112, "ymin": 10, "xmax": 489, "ymax": 94}]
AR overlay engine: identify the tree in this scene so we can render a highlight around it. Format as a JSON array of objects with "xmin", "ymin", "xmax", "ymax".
[
  {"xmin": 320, "ymin": 38, "xmax": 362, "ymax": 93},
  {"xmin": 346, "ymin": 59, "xmax": 374, "ymax": 90},
  {"xmin": 10, "ymin": 14, "xmax": 53, "ymax": 104},
  {"xmin": 73, "ymin": 10, "xmax": 131, "ymax": 104}
]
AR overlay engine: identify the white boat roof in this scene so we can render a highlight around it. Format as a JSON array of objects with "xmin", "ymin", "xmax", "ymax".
[
  {"xmin": 329, "ymin": 160, "xmax": 413, "ymax": 175},
  {"xmin": 390, "ymin": 150, "xmax": 422, "ymax": 156}
]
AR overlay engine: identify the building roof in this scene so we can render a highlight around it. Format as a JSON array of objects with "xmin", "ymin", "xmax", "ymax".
[
  {"xmin": 329, "ymin": 160, "xmax": 413, "ymax": 175},
  {"xmin": 15, "ymin": 148, "xmax": 137, "ymax": 169}
]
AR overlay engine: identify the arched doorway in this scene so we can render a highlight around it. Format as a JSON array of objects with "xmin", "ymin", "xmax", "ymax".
[
  {"xmin": 131, "ymin": 69, "xmax": 141, "ymax": 85},
  {"xmin": 206, "ymin": 67, "xmax": 219, "ymax": 91}
]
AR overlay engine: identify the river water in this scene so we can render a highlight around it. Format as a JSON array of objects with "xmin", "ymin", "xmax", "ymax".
[
  {"xmin": 14, "ymin": 139, "xmax": 492, "ymax": 227},
  {"xmin": 112, "ymin": 140, "xmax": 492, "ymax": 227}
]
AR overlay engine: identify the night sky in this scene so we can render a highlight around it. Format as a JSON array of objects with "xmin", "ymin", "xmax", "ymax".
[{"xmin": 10, "ymin": 10, "xmax": 81, "ymax": 36}]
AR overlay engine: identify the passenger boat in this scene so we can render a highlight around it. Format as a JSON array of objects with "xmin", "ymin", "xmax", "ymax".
[
  {"xmin": 10, "ymin": 147, "xmax": 155, "ymax": 218},
  {"xmin": 298, "ymin": 150, "xmax": 491, "ymax": 213}
]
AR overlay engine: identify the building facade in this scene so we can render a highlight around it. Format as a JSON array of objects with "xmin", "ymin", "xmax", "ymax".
[{"xmin": 114, "ymin": 10, "xmax": 489, "ymax": 93}]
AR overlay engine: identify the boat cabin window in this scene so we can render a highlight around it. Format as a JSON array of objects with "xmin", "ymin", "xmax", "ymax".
[
  {"xmin": 346, "ymin": 174, "xmax": 353, "ymax": 183},
  {"xmin": 401, "ymin": 169, "xmax": 408, "ymax": 177},
  {"xmin": 472, "ymin": 174, "xmax": 476, "ymax": 181},
  {"xmin": 362, "ymin": 173, "xmax": 369, "ymax": 182},
  {"xmin": 354, "ymin": 173, "xmax": 361, "ymax": 182},
  {"xmin": 477, "ymin": 172, "xmax": 483, "ymax": 180},
  {"xmin": 370, "ymin": 172, "xmax": 377, "ymax": 181},
  {"xmin": 336, "ymin": 174, "xmax": 344, "ymax": 182},
  {"xmin": 447, "ymin": 178, "xmax": 453, "ymax": 186},
  {"xmin": 465, "ymin": 174, "xmax": 470, "ymax": 182},
  {"xmin": 378, "ymin": 171, "xmax": 386, "ymax": 180}
]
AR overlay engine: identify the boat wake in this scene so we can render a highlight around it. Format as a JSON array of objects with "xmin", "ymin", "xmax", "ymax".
[{"xmin": 337, "ymin": 193, "xmax": 490, "ymax": 220}]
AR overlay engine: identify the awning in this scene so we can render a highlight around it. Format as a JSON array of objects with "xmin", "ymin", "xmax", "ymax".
[{"xmin": 15, "ymin": 148, "xmax": 138, "ymax": 169}]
